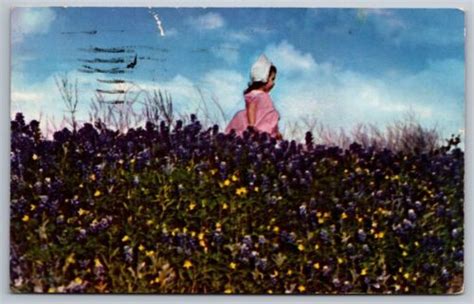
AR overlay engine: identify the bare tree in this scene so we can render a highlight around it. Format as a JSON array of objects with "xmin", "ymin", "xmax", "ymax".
[{"xmin": 55, "ymin": 73, "xmax": 79, "ymax": 132}]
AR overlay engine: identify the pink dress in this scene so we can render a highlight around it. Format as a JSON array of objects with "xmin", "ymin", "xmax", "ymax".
[{"xmin": 225, "ymin": 90, "xmax": 280, "ymax": 137}]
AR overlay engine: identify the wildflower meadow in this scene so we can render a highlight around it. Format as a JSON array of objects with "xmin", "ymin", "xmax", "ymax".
[{"xmin": 10, "ymin": 111, "xmax": 464, "ymax": 294}]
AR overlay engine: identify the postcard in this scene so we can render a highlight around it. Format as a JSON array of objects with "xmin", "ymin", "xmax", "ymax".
[{"xmin": 10, "ymin": 7, "xmax": 464, "ymax": 294}]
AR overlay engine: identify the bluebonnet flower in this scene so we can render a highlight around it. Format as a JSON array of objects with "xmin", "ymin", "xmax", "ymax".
[
  {"xmin": 123, "ymin": 245, "xmax": 133, "ymax": 263},
  {"xmin": 320, "ymin": 229, "xmax": 330, "ymax": 243},
  {"xmin": 299, "ymin": 203, "xmax": 307, "ymax": 217},
  {"xmin": 451, "ymin": 228, "xmax": 460, "ymax": 238},
  {"xmin": 357, "ymin": 229, "xmax": 367, "ymax": 242}
]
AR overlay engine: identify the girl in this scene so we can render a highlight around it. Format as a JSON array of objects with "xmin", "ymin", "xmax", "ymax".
[{"xmin": 225, "ymin": 54, "xmax": 282, "ymax": 140}]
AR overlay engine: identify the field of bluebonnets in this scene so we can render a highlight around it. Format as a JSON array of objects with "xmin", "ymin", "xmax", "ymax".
[{"xmin": 10, "ymin": 111, "xmax": 464, "ymax": 294}]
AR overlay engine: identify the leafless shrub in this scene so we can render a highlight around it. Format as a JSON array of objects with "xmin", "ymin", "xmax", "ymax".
[
  {"xmin": 194, "ymin": 86, "xmax": 228, "ymax": 127},
  {"xmin": 55, "ymin": 73, "xmax": 79, "ymax": 132},
  {"xmin": 300, "ymin": 115, "xmax": 318, "ymax": 135},
  {"xmin": 283, "ymin": 120, "xmax": 301, "ymax": 139},
  {"xmin": 311, "ymin": 112, "xmax": 441, "ymax": 153},
  {"xmin": 89, "ymin": 82, "xmax": 144, "ymax": 133},
  {"xmin": 142, "ymin": 90, "xmax": 174, "ymax": 126}
]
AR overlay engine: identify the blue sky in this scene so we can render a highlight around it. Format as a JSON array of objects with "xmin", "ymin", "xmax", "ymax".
[{"xmin": 11, "ymin": 7, "xmax": 465, "ymax": 141}]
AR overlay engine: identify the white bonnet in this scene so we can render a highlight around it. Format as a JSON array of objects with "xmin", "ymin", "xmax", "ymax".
[{"xmin": 250, "ymin": 54, "xmax": 273, "ymax": 83}]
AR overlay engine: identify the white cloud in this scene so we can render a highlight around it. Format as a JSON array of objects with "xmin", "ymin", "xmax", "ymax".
[
  {"xmin": 11, "ymin": 71, "xmax": 102, "ymax": 136},
  {"xmin": 265, "ymin": 40, "xmax": 317, "ymax": 73},
  {"xmin": 165, "ymin": 28, "xmax": 179, "ymax": 37},
  {"xmin": 262, "ymin": 41, "xmax": 463, "ymax": 140},
  {"xmin": 191, "ymin": 12, "xmax": 225, "ymax": 30},
  {"xmin": 11, "ymin": 8, "xmax": 57, "ymax": 43},
  {"xmin": 199, "ymin": 69, "xmax": 245, "ymax": 110},
  {"xmin": 123, "ymin": 70, "xmax": 245, "ymax": 126},
  {"xmin": 360, "ymin": 9, "xmax": 463, "ymax": 47},
  {"xmin": 212, "ymin": 43, "xmax": 240, "ymax": 65},
  {"xmin": 227, "ymin": 30, "xmax": 251, "ymax": 43}
]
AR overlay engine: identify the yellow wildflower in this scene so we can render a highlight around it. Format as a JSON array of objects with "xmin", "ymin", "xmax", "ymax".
[
  {"xmin": 224, "ymin": 289, "xmax": 232, "ymax": 294},
  {"xmin": 47, "ymin": 287, "xmax": 56, "ymax": 293},
  {"xmin": 314, "ymin": 244, "xmax": 320, "ymax": 250},
  {"xmin": 341, "ymin": 212, "xmax": 348, "ymax": 220},
  {"xmin": 145, "ymin": 250, "xmax": 154, "ymax": 257},
  {"xmin": 32, "ymin": 154, "xmax": 38, "ymax": 160},
  {"xmin": 313, "ymin": 262, "xmax": 320, "ymax": 270},
  {"xmin": 22, "ymin": 215, "xmax": 30, "ymax": 222},
  {"xmin": 30, "ymin": 204, "xmax": 36, "ymax": 211},
  {"xmin": 361, "ymin": 268, "xmax": 367, "ymax": 276},
  {"xmin": 377, "ymin": 231, "xmax": 385, "ymax": 239},
  {"xmin": 90, "ymin": 174, "xmax": 96, "ymax": 181},
  {"xmin": 229, "ymin": 262, "xmax": 237, "ymax": 270},
  {"xmin": 94, "ymin": 258, "xmax": 103, "ymax": 268},
  {"xmin": 222, "ymin": 203, "xmax": 229, "ymax": 210},
  {"xmin": 402, "ymin": 251, "xmax": 408, "ymax": 257},
  {"xmin": 298, "ymin": 285, "xmax": 306, "ymax": 292},
  {"xmin": 273, "ymin": 226, "xmax": 280, "ymax": 233},
  {"xmin": 146, "ymin": 220, "xmax": 154, "ymax": 226},
  {"xmin": 254, "ymin": 186, "xmax": 259, "ymax": 192},
  {"xmin": 66, "ymin": 254, "xmax": 76, "ymax": 264},
  {"xmin": 267, "ymin": 290, "xmax": 273, "ymax": 294},
  {"xmin": 223, "ymin": 179, "xmax": 231, "ymax": 187},
  {"xmin": 287, "ymin": 269, "xmax": 293, "ymax": 275},
  {"xmin": 78, "ymin": 208, "xmax": 88, "ymax": 216},
  {"xmin": 210, "ymin": 169, "xmax": 217, "ymax": 175},
  {"xmin": 236, "ymin": 187, "xmax": 248, "ymax": 196},
  {"xmin": 198, "ymin": 233, "xmax": 205, "ymax": 240},
  {"xmin": 183, "ymin": 260, "xmax": 193, "ymax": 269},
  {"xmin": 74, "ymin": 277, "xmax": 83, "ymax": 285},
  {"xmin": 122, "ymin": 235, "xmax": 130, "ymax": 242},
  {"xmin": 403, "ymin": 273, "xmax": 410, "ymax": 280},
  {"xmin": 189, "ymin": 202, "xmax": 196, "ymax": 210},
  {"xmin": 231, "ymin": 175, "xmax": 238, "ymax": 182},
  {"xmin": 94, "ymin": 190, "xmax": 101, "ymax": 197},
  {"xmin": 337, "ymin": 257, "xmax": 344, "ymax": 264},
  {"xmin": 138, "ymin": 244, "xmax": 145, "ymax": 252},
  {"xmin": 298, "ymin": 244, "xmax": 305, "ymax": 251}
]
